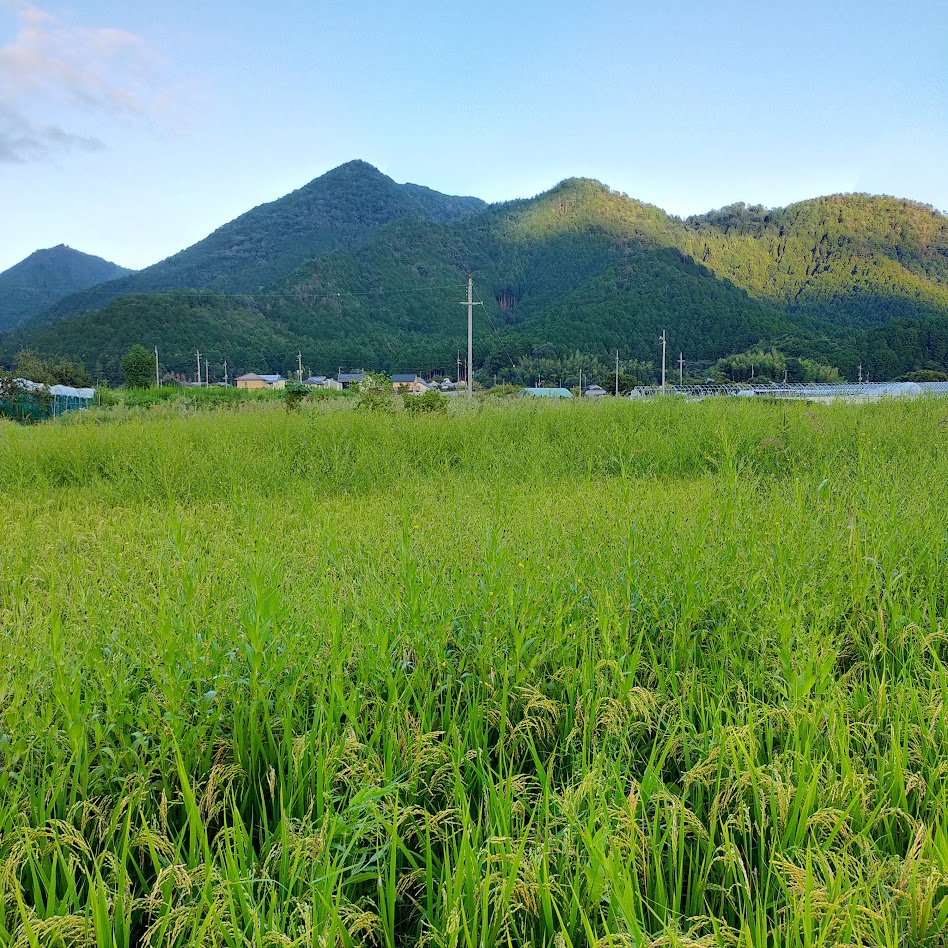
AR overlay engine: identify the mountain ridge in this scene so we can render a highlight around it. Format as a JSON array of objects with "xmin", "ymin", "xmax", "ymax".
[
  {"xmin": 26, "ymin": 161, "xmax": 487, "ymax": 326},
  {"xmin": 4, "ymin": 163, "xmax": 948, "ymax": 383},
  {"xmin": 0, "ymin": 245, "xmax": 133, "ymax": 332}
]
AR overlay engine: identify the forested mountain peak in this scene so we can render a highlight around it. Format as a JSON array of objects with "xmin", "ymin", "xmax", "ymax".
[
  {"xmin": 320, "ymin": 158, "xmax": 384, "ymax": 177},
  {"xmin": 679, "ymin": 192, "xmax": 948, "ymax": 315},
  {"xmin": 497, "ymin": 177, "xmax": 676, "ymax": 243},
  {"xmin": 688, "ymin": 193, "xmax": 948, "ymax": 245},
  {"xmin": 29, "ymin": 160, "xmax": 488, "ymax": 323},
  {"xmin": 0, "ymin": 245, "xmax": 133, "ymax": 332}
]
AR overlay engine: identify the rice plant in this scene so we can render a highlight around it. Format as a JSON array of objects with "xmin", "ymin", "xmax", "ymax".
[{"xmin": 0, "ymin": 396, "xmax": 946, "ymax": 946}]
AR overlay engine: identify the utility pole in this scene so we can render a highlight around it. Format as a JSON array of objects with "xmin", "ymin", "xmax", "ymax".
[
  {"xmin": 456, "ymin": 351, "xmax": 462, "ymax": 386},
  {"xmin": 679, "ymin": 352, "xmax": 684, "ymax": 386},
  {"xmin": 155, "ymin": 346, "xmax": 160, "ymax": 388},
  {"xmin": 459, "ymin": 275, "xmax": 481, "ymax": 398},
  {"xmin": 223, "ymin": 360, "xmax": 229, "ymax": 386},
  {"xmin": 297, "ymin": 352, "xmax": 303, "ymax": 384},
  {"xmin": 195, "ymin": 350, "xmax": 201, "ymax": 386},
  {"xmin": 579, "ymin": 368, "xmax": 583, "ymax": 396},
  {"xmin": 615, "ymin": 350, "xmax": 620, "ymax": 396},
  {"xmin": 660, "ymin": 330, "xmax": 667, "ymax": 391},
  {"xmin": 858, "ymin": 363, "xmax": 863, "ymax": 384},
  {"xmin": 204, "ymin": 358, "xmax": 209, "ymax": 387}
]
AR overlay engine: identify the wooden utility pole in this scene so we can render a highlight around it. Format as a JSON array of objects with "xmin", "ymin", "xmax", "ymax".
[
  {"xmin": 467, "ymin": 276, "xmax": 473, "ymax": 398},
  {"xmin": 155, "ymin": 346, "xmax": 160, "ymax": 387},
  {"xmin": 459, "ymin": 275, "xmax": 481, "ymax": 398},
  {"xmin": 660, "ymin": 330, "xmax": 667, "ymax": 391}
]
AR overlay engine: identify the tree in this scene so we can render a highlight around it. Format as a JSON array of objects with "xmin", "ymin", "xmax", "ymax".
[
  {"xmin": 14, "ymin": 350, "xmax": 91, "ymax": 387},
  {"xmin": 121, "ymin": 345, "xmax": 154, "ymax": 388}
]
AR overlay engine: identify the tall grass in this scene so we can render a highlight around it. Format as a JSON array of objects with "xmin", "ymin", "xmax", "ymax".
[{"xmin": 0, "ymin": 397, "xmax": 946, "ymax": 946}]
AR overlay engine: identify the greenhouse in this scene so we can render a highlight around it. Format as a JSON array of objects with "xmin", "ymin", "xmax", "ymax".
[{"xmin": 0, "ymin": 378, "xmax": 95, "ymax": 421}]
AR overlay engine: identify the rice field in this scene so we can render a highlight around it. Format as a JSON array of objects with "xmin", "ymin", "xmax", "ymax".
[{"xmin": 0, "ymin": 396, "xmax": 947, "ymax": 947}]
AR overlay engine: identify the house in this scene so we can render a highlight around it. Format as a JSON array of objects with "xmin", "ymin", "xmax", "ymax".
[
  {"xmin": 518, "ymin": 387, "xmax": 574, "ymax": 399},
  {"xmin": 337, "ymin": 372, "xmax": 364, "ymax": 389},
  {"xmin": 583, "ymin": 384, "xmax": 609, "ymax": 397},
  {"xmin": 392, "ymin": 374, "xmax": 436, "ymax": 394},
  {"xmin": 303, "ymin": 375, "xmax": 343, "ymax": 391},
  {"xmin": 235, "ymin": 373, "xmax": 286, "ymax": 390}
]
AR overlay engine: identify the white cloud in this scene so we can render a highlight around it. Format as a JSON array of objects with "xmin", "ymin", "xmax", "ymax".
[{"xmin": 0, "ymin": 1, "xmax": 159, "ymax": 160}]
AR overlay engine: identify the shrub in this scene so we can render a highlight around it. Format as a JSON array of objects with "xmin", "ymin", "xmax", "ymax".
[
  {"xmin": 283, "ymin": 382, "xmax": 311, "ymax": 411},
  {"xmin": 355, "ymin": 372, "xmax": 395, "ymax": 413},
  {"xmin": 403, "ymin": 390, "xmax": 448, "ymax": 415}
]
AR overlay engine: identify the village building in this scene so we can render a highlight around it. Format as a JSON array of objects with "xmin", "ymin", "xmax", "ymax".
[
  {"xmin": 337, "ymin": 372, "xmax": 364, "ymax": 389},
  {"xmin": 392, "ymin": 374, "xmax": 436, "ymax": 394},
  {"xmin": 235, "ymin": 373, "xmax": 286, "ymax": 390},
  {"xmin": 303, "ymin": 375, "xmax": 343, "ymax": 390}
]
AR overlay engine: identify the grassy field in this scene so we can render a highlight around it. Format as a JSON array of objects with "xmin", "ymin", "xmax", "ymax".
[{"xmin": 1, "ymin": 397, "xmax": 947, "ymax": 947}]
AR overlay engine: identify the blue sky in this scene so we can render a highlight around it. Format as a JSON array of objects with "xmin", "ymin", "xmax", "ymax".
[{"xmin": 1, "ymin": 0, "xmax": 945, "ymax": 272}]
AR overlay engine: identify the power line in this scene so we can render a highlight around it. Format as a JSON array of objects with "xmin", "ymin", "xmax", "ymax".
[{"xmin": 0, "ymin": 283, "xmax": 472, "ymax": 304}]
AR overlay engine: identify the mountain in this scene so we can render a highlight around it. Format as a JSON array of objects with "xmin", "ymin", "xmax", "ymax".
[
  {"xmin": 0, "ymin": 245, "xmax": 132, "ymax": 331},
  {"xmin": 5, "ymin": 165, "xmax": 948, "ymax": 384},
  {"xmin": 681, "ymin": 194, "xmax": 948, "ymax": 326},
  {"xmin": 32, "ymin": 161, "xmax": 486, "ymax": 323}
]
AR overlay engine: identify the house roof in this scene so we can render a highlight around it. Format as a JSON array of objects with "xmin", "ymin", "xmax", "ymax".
[
  {"xmin": 303, "ymin": 376, "xmax": 327, "ymax": 384},
  {"xmin": 236, "ymin": 373, "xmax": 283, "ymax": 383},
  {"xmin": 338, "ymin": 372, "xmax": 364, "ymax": 383},
  {"xmin": 519, "ymin": 387, "xmax": 574, "ymax": 398},
  {"xmin": 392, "ymin": 373, "xmax": 420, "ymax": 383}
]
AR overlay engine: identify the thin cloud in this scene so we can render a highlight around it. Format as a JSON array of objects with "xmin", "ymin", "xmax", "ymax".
[
  {"xmin": 0, "ymin": 0, "xmax": 160, "ymax": 161},
  {"xmin": 0, "ymin": 102, "xmax": 103, "ymax": 160}
]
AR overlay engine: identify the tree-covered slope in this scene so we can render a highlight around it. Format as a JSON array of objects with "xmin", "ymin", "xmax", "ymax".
[
  {"xmin": 6, "ymin": 172, "xmax": 948, "ymax": 383},
  {"xmin": 681, "ymin": 195, "xmax": 948, "ymax": 326},
  {"xmin": 33, "ymin": 161, "xmax": 486, "ymax": 324},
  {"xmin": 0, "ymin": 245, "xmax": 132, "ymax": 331},
  {"xmin": 12, "ymin": 292, "xmax": 300, "ymax": 383},
  {"xmin": 265, "ymin": 178, "xmax": 797, "ymax": 372},
  {"xmin": 4, "ymin": 180, "xmax": 796, "ymax": 380}
]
